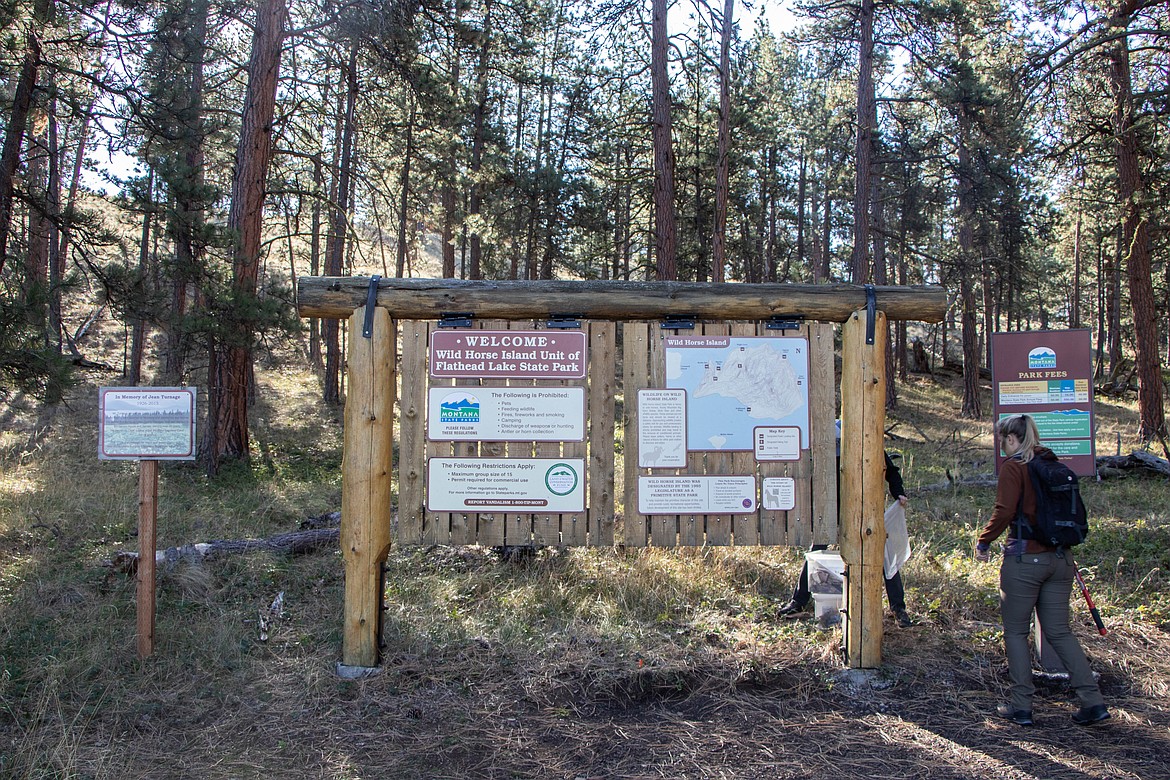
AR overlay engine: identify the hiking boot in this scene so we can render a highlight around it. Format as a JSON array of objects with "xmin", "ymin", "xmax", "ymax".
[
  {"xmin": 996, "ymin": 703, "xmax": 1033, "ymax": 726},
  {"xmin": 1072, "ymin": 704, "xmax": 1111, "ymax": 726},
  {"xmin": 777, "ymin": 599, "xmax": 807, "ymax": 618},
  {"xmin": 893, "ymin": 609, "xmax": 913, "ymax": 628}
]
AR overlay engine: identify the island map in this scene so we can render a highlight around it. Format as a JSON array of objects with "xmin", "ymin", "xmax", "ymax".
[{"xmin": 665, "ymin": 336, "xmax": 809, "ymax": 451}]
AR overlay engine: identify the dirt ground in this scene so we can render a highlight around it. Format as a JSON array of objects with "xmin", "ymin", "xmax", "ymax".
[{"xmin": 19, "ymin": 571, "xmax": 1162, "ymax": 780}]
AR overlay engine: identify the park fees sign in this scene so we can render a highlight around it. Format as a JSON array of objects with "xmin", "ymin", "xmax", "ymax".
[
  {"xmin": 991, "ymin": 329, "xmax": 1095, "ymax": 477},
  {"xmin": 429, "ymin": 330, "xmax": 587, "ymax": 379}
]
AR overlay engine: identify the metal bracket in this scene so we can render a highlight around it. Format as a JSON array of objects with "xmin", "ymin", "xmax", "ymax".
[
  {"xmin": 660, "ymin": 316, "xmax": 696, "ymax": 330},
  {"xmin": 766, "ymin": 315, "xmax": 804, "ymax": 331},
  {"xmin": 437, "ymin": 312, "xmax": 474, "ymax": 328},
  {"xmin": 361, "ymin": 275, "xmax": 381, "ymax": 338},
  {"xmin": 546, "ymin": 314, "xmax": 583, "ymax": 329},
  {"xmin": 865, "ymin": 284, "xmax": 877, "ymax": 345}
]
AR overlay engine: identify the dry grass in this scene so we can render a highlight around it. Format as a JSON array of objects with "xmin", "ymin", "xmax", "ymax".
[{"xmin": 3, "ymin": 348, "xmax": 1170, "ymax": 779}]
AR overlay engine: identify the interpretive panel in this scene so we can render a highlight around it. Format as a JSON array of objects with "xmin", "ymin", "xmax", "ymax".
[
  {"xmin": 637, "ymin": 475, "xmax": 757, "ymax": 515},
  {"xmin": 762, "ymin": 477, "xmax": 796, "ymax": 511},
  {"xmin": 99, "ymin": 387, "xmax": 197, "ymax": 460},
  {"xmin": 637, "ymin": 389, "xmax": 687, "ymax": 467}
]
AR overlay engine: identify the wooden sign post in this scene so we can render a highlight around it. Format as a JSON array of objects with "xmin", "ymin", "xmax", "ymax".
[
  {"xmin": 340, "ymin": 306, "xmax": 396, "ymax": 668},
  {"xmin": 98, "ymin": 386, "xmax": 197, "ymax": 660},
  {"xmin": 137, "ymin": 460, "xmax": 159, "ymax": 659},
  {"xmin": 839, "ymin": 305, "xmax": 888, "ymax": 669}
]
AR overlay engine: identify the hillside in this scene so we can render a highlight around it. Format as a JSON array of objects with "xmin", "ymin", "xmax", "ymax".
[{"xmin": 2, "ymin": 343, "xmax": 1169, "ymax": 779}]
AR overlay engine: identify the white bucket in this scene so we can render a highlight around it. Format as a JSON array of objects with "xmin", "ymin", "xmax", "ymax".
[
  {"xmin": 805, "ymin": 551, "xmax": 845, "ymax": 595},
  {"xmin": 813, "ymin": 593, "xmax": 843, "ymax": 627}
]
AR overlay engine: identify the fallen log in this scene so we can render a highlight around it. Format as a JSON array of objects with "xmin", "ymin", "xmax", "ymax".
[
  {"xmin": 1095, "ymin": 451, "xmax": 1170, "ymax": 477},
  {"xmin": 917, "ymin": 451, "xmax": 1170, "ymax": 493},
  {"xmin": 107, "ymin": 512, "xmax": 341, "ymax": 575}
]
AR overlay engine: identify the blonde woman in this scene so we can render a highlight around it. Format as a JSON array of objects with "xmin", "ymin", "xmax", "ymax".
[{"xmin": 975, "ymin": 414, "xmax": 1109, "ymax": 726}]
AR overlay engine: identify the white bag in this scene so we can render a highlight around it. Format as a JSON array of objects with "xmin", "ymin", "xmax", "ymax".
[{"xmin": 884, "ymin": 501, "xmax": 911, "ymax": 578}]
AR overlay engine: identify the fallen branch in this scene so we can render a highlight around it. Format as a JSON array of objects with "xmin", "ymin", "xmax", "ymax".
[
  {"xmin": 917, "ymin": 471, "xmax": 998, "ymax": 492},
  {"xmin": 107, "ymin": 511, "xmax": 341, "ymax": 574}
]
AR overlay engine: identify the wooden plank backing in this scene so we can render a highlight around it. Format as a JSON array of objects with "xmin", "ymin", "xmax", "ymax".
[
  {"xmin": 809, "ymin": 321, "xmax": 838, "ymax": 546},
  {"xmin": 398, "ymin": 315, "xmax": 832, "ymax": 551},
  {"xmin": 585, "ymin": 321, "xmax": 616, "ymax": 546},
  {"xmin": 622, "ymin": 322, "xmax": 650, "ymax": 546},
  {"xmin": 397, "ymin": 320, "xmax": 428, "ymax": 545}
]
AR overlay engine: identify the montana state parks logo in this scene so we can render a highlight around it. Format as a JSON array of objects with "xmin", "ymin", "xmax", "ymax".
[
  {"xmin": 439, "ymin": 392, "xmax": 480, "ymax": 423},
  {"xmin": 1028, "ymin": 346, "xmax": 1057, "ymax": 369}
]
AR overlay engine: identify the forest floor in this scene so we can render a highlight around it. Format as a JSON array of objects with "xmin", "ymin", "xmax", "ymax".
[{"xmin": 3, "ymin": 328, "xmax": 1170, "ymax": 779}]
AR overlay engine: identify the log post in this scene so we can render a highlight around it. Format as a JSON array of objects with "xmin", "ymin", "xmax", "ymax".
[
  {"xmin": 840, "ymin": 306, "xmax": 887, "ymax": 669},
  {"xmin": 137, "ymin": 459, "xmax": 159, "ymax": 659},
  {"xmin": 341, "ymin": 306, "xmax": 396, "ymax": 668}
]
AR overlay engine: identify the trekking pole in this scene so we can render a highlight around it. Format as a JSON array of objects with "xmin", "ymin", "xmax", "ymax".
[{"xmin": 1073, "ymin": 566, "xmax": 1108, "ymax": 636}]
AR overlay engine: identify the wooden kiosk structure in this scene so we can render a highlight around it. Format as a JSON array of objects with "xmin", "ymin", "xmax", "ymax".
[{"xmin": 297, "ymin": 278, "xmax": 946, "ymax": 670}]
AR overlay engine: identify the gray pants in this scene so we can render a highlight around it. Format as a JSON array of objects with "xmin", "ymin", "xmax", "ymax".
[{"xmin": 1000, "ymin": 551, "xmax": 1105, "ymax": 712}]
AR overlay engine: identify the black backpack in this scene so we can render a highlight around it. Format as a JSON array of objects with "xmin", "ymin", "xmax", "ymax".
[{"xmin": 1016, "ymin": 455, "xmax": 1089, "ymax": 548}]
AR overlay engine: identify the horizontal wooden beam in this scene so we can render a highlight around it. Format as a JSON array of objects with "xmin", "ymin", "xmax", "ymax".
[{"xmin": 297, "ymin": 276, "xmax": 946, "ymax": 323}]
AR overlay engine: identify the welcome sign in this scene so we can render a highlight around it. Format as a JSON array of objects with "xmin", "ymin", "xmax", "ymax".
[{"xmin": 429, "ymin": 330, "xmax": 587, "ymax": 379}]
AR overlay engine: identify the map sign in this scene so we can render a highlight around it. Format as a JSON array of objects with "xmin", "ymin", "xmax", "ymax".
[
  {"xmin": 754, "ymin": 426, "xmax": 801, "ymax": 461},
  {"xmin": 665, "ymin": 336, "xmax": 809, "ymax": 451}
]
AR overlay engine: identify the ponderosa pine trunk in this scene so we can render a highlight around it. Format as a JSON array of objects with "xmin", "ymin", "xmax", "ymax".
[
  {"xmin": 1109, "ymin": 3, "xmax": 1165, "ymax": 442},
  {"xmin": 850, "ymin": 0, "xmax": 875, "ymax": 285},
  {"xmin": 710, "ymin": 0, "xmax": 734, "ymax": 284},
  {"xmin": 468, "ymin": 0, "xmax": 492, "ymax": 281},
  {"xmin": 957, "ymin": 88, "xmax": 981, "ymax": 419},
  {"xmin": 166, "ymin": 0, "xmax": 210, "ymax": 380},
  {"xmin": 650, "ymin": 0, "xmax": 677, "ymax": 281},
  {"xmin": 324, "ymin": 44, "xmax": 358, "ymax": 405},
  {"xmin": 0, "ymin": 15, "xmax": 44, "ymax": 273},
  {"xmin": 396, "ymin": 97, "xmax": 415, "ymax": 279},
  {"xmin": 206, "ymin": 0, "xmax": 287, "ymax": 473}
]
